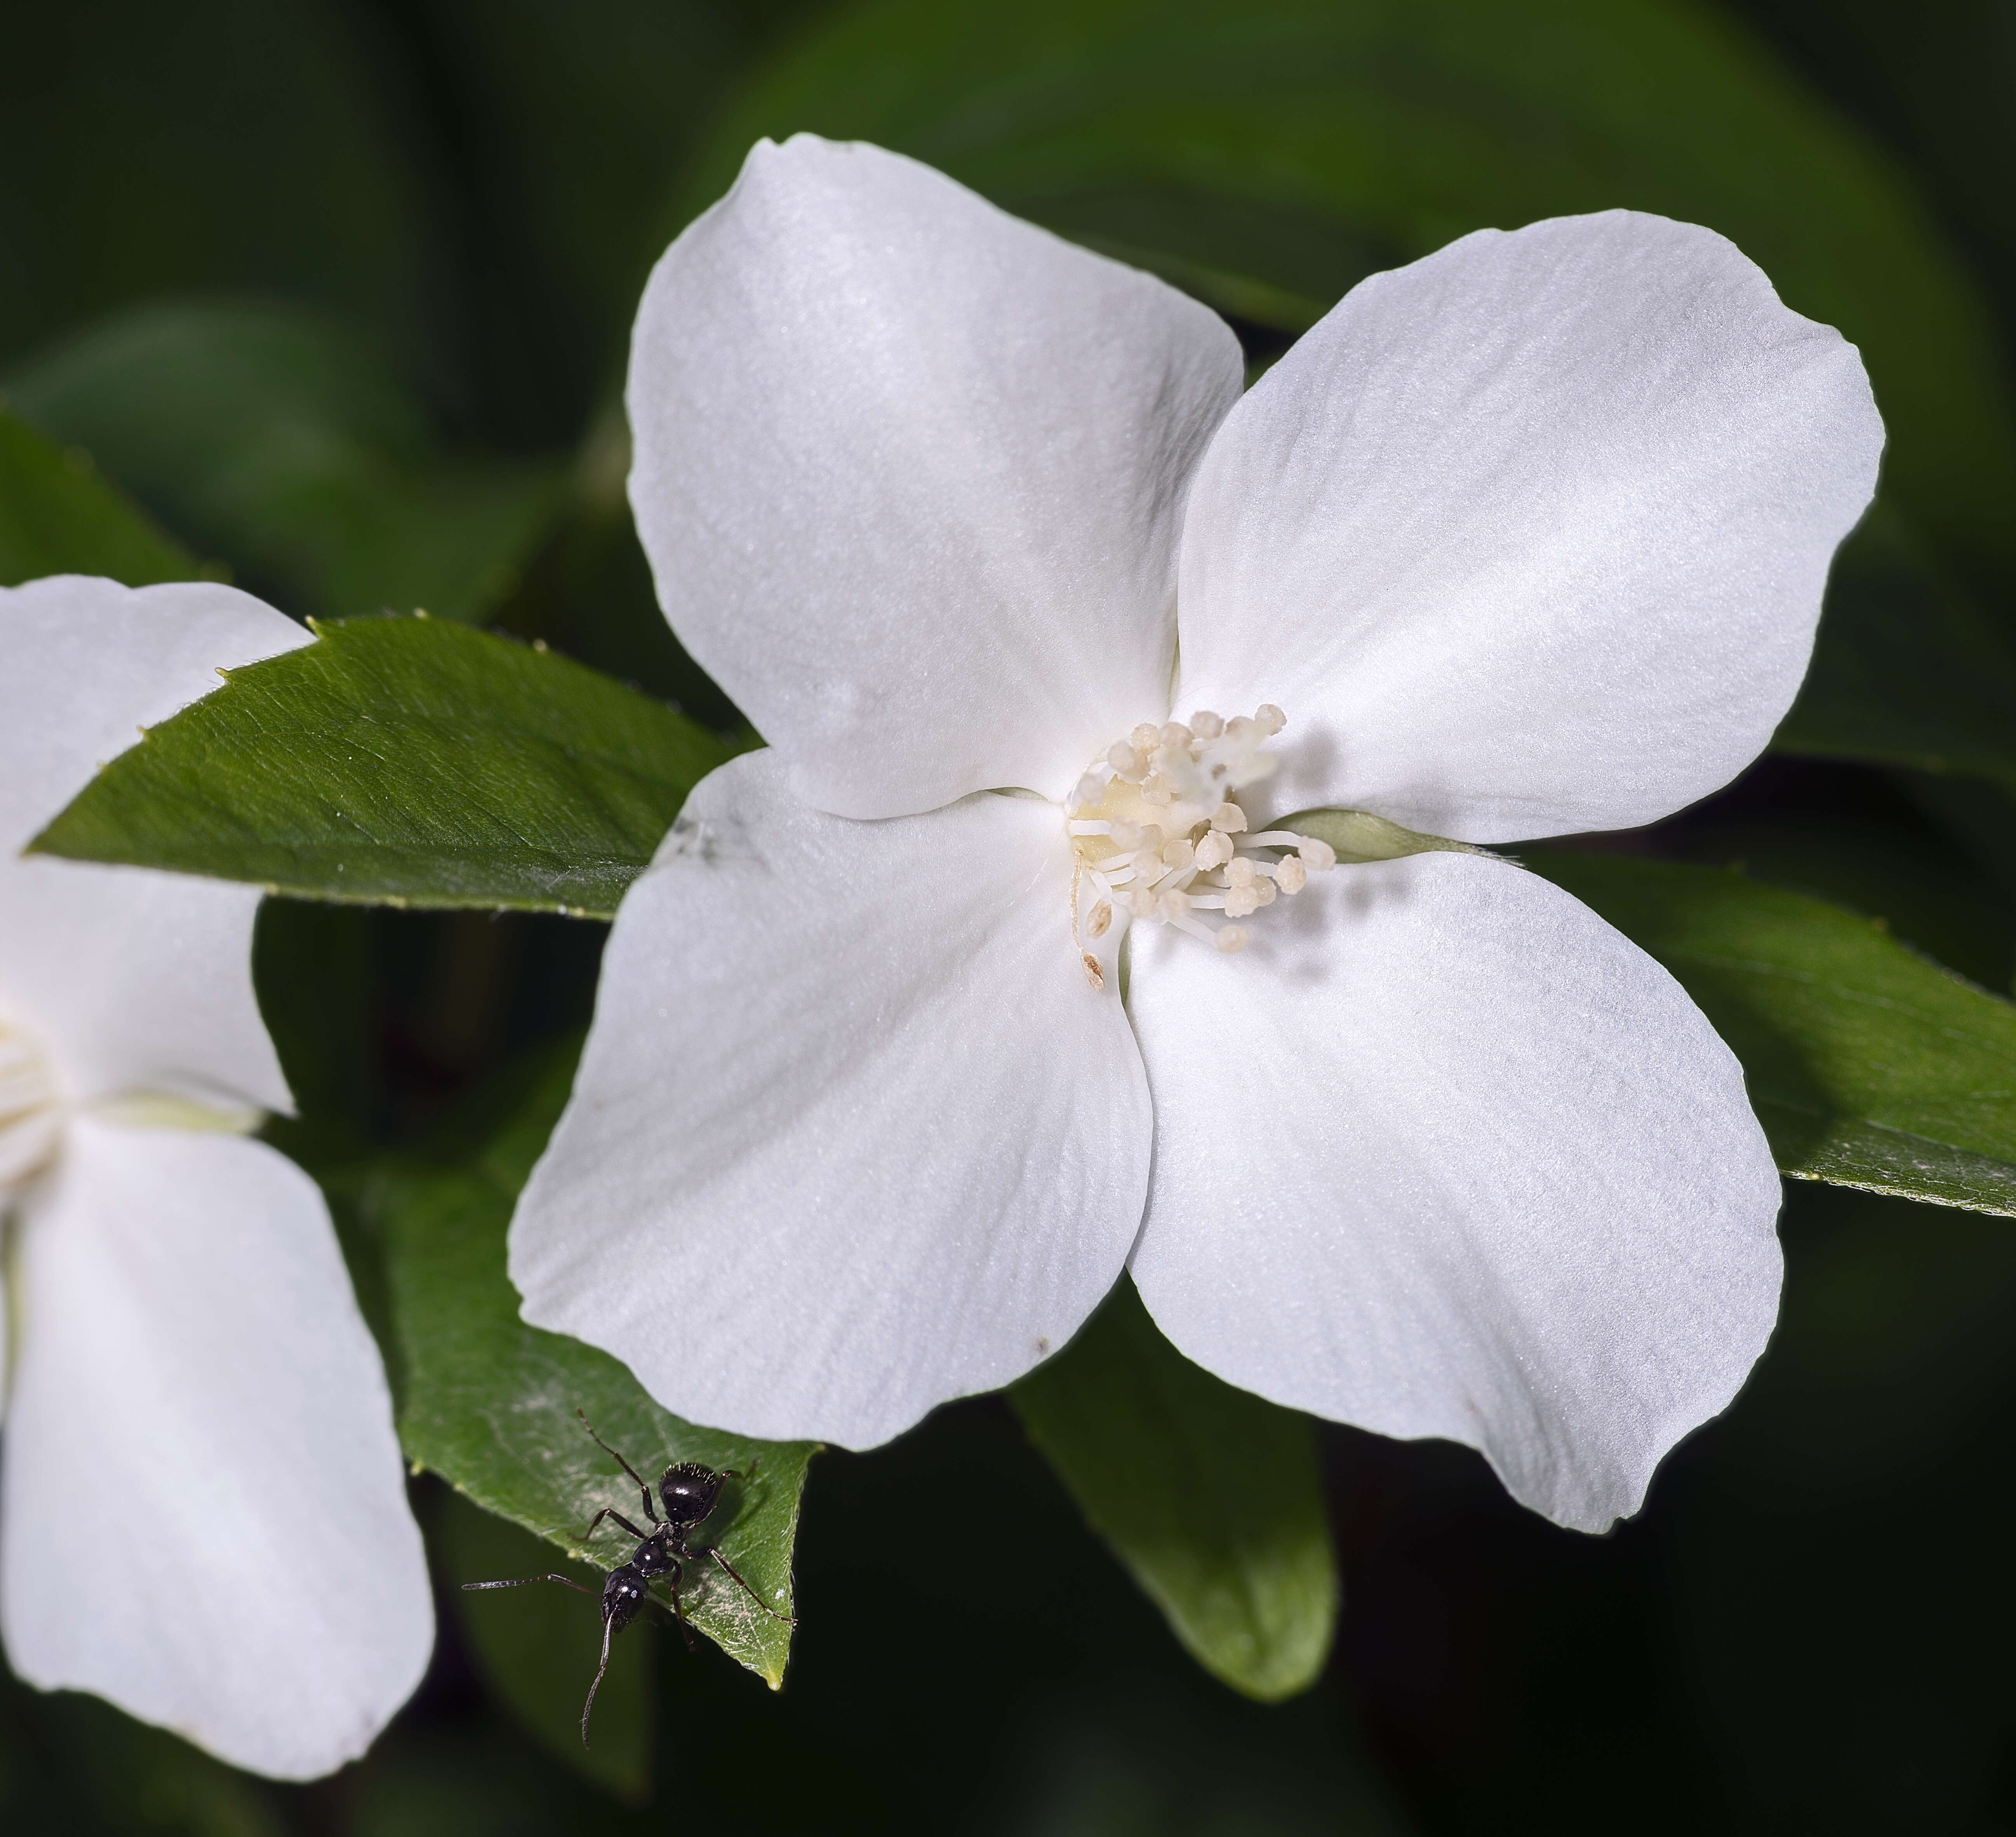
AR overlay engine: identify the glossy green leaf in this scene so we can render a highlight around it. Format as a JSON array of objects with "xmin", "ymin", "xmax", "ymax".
[
  {"xmin": 373, "ymin": 1041, "xmax": 815, "ymax": 1688},
  {"xmin": 0, "ymin": 408, "xmax": 195, "ymax": 587},
  {"xmin": 5, "ymin": 301, "xmax": 563, "ymax": 624},
  {"xmin": 1012, "ymin": 1280, "xmax": 1338, "ymax": 1701},
  {"xmin": 698, "ymin": 0, "xmax": 2016, "ymax": 579},
  {"xmin": 30, "ymin": 615, "xmax": 736, "ymax": 918},
  {"xmin": 1531, "ymin": 854, "xmax": 2016, "ymax": 1216},
  {"xmin": 438, "ymin": 1489, "xmax": 653, "ymax": 1801}
]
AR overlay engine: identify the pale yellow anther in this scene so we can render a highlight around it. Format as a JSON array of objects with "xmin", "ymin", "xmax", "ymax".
[
  {"xmin": 1130, "ymin": 723, "xmax": 1162, "ymax": 753},
  {"xmin": 1107, "ymin": 742, "xmax": 1147, "ymax": 782},
  {"xmin": 1141, "ymin": 772, "xmax": 1176, "ymax": 806},
  {"xmin": 1275, "ymin": 855, "xmax": 1308, "ymax": 895},
  {"xmin": 1254, "ymin": 878, "xmax": 1277, "ymax": 908},
  {"xmin": 1160, "ymin": 722, "xmax": 1193, "ymax": 750},
  {"xmin": 1194, "ymin": 831, "xmax": 1234, "ymax": 871},
  {"xmin": 1214, "ymin": 925, "xmax": 1251, "ymax": 954},
  {"xmin": 1224, "ymin": 885, "xmax": 1260, "ymax": 919},
  {"xmin": 1161, "ymin": 838, "xmax": 1195, "ymax": 872},
  {"xmin": 1209, "ymin": 803, "xmax": 1247, "ymax": 834},
  {"xmin": 1299, "ymin": 838, "xmax": 1337, "ymax": 872},
  {"xmin": 1158, "ymin": 889, "xmax": 1192, "ymax": 921},
  {"xmin": 1225, "ymin": 857, "xmax": 1258, "ymax": 886},
  {"xmin": 1255, "ymin": 703, "xmax": 1286, "ymax": 735},
  {"xmin": 1190, "ymin": 710, "xmax": 1224, "ymax": 740}
]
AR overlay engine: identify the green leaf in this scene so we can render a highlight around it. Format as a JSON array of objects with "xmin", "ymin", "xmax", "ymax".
[
  {"xmin": 0, "ymin": 408, "xmax": 195, "ymax": 587},
  {"xmin": 1530, "ymin": 854, "xmax": 2016, "ymax": 1216},
  {"xmin": 375, "ymin": 1041, "xmax": 815, "ymax": 1688},
  {"xmin": 437, "ymin": 1489, "xmax": 653, "ymax": 1801},
  {"xmin": 697, "ymin": 0, "xmax": 2016, "ymax": 580},
  {"xmin": 1011, "ymin": 1279, "xmax": 1338, "ymax": 1701},
  {"xmin": 30, "ymin": 615, "xmax": 737, "ymax": 919},
  {"xmin": 5, "ymin": 301, "xmax": 563, "ymax": 624}
]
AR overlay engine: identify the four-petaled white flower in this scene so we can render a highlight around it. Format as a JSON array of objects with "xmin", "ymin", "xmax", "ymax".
[
  {"xmin": 510, "ymin": 137, "xmax": 1882, "ymax": 1531},
  {"xmin": 0, "ymin": 578, "xmax": 433, "ymax": 1778}
]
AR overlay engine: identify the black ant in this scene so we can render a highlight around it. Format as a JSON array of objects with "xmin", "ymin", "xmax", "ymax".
[{"xmin": 461, "ymin": 1412, "xmax": 796, "ymax": 1743}]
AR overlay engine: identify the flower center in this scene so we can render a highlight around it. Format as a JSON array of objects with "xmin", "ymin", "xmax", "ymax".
[
  {"xmin": 0, "ymin": 1016, "xmax": 62, "ymax": 1193},
  {"xmin": 1065, "ymin": 706, "xmax": 1336, "ymax": 986}
]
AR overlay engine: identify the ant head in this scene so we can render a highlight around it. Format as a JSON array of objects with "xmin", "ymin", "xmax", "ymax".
[
  {"xmin": 601, "ymin": 1565, "xmax": 649, "ymax": 1633},
  {"xmin": 658, "ymin": 1462, "xmax": 725, "ymax": 1529}
]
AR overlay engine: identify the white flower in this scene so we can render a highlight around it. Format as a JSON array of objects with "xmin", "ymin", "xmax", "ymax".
[
  {"xmin": 508, "ymin": 137, "xmax": 1883, "ymax": 1531},
  {"xmin": 0, "ymin": 577, "xmax": 433, "ymax": 1778}
]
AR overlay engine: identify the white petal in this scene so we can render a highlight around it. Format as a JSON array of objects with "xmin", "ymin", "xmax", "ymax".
[
  {"xmin": 1174, "ymin": 212, "xmax": 1883, "ymax": 842},
  {"xmin": 510, "ymin": 750, "xmax": 1150, "ymax": 1447},
  {"xmin": 626, "ymin": 136, "xmax": 1242, "ymax": 818},
  {"xmin": 0, "ymin": 579, "xmax": 311, "ymax": 1109},
  {"xmin": 0, "ymin": 1120, "xmax": 433, "ymax": 1778},
  {"xmin": 1125, "ymin": 852, "xmax": 1782, "ymax": 1531}
]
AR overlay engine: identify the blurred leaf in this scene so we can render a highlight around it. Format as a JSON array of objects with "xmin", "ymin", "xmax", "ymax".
[
  {"xmin": 0, "ymin": 408, "xmax": 195, "ymax": 587},
  {"xmin": 376, "ymin": 1040, "xmax": 814, "ymax": 1688},
  {"xmin": 1776, "ymin": 506, "xmax": 2016, "ymax": 796},
  {"xmin": 31, "ymin": 615, "xmax": 736, "ymax": 918},
  {"xmin": 437, "ymin": 1489, "xmax": 652, "ymax": 1800},
  {"xmin": 697, "ymin": 0, "xmax": 2016, "ymax": 581},
  {"xmin": 0, "ymin": 1, "xmax": 431, "ymax": 373},
  {"xmin": 1531, "ymin": 854, "xmax": 2016, "ymax": 1215},
  {"xmin": 1012, "ymin": 1280, "xmax": 1338, "ymax": 1701},
  {"xmin": 5, "ymin": 302, "xmax": 563, "ymax": 624}
]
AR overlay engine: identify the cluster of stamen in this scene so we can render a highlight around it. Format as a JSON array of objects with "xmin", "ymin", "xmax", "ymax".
[{"xmin": 1067, "ymin": 706, "xmax": 1335, "ymax": 985}]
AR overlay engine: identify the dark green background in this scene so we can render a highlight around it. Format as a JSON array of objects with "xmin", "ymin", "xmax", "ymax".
[{"xmin": 5, "ymin": 2, "xmax": 2016, "ymax": 1830}]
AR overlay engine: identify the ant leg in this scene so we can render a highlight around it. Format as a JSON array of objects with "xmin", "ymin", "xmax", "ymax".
[
  {"xmin": 715, "ymin": 1454, "xmax": 761, "ymax": 1487},
  {"xmin": 461, "ymin": 1573, "xmax": 597, "ymax": 1596},
  {"xmin": 581, "ymin": 1507, "xmax": 651, "ymax": 1544},
  {"xmin": 706, "ymin": 1547, "xmax": 798, "ymax": 1625},
  {"xmin": 579, "ymin": 1613, "xmax": 616, "ymax": 1747},
  {"xmin": 576, "ymin": 1409, "xmax": 659, "ymax": 1525},
  {"xmin": 649, "ymin": 1577, "xmax": 698, "ymax": 1653}
]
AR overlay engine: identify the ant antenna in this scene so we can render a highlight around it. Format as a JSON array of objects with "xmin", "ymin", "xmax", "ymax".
[
  {"xmin": 581, "ymin": 1611, "xmax": 616, "ymax": 1746},
  {"xmin": 462, "ymin": 1573, "xmax": 597, "ymax": 1597}
]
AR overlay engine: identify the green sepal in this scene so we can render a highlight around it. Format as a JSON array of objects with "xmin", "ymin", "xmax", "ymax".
[{"xmin": 1279, "ymin": 807, "xmax": 1485, "ymax": 864}]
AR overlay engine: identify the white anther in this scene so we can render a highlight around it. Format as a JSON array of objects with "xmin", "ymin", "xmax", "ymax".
[
  {"xmin": 1190, "ymin": 710, "xmax": 1224, "ymax": 740},
  {"xmin": 1085, "ymin": 900, "xmax": 1113, "ymax": 940},
  {"xmin": 1107, "ymin": 743, "xmax": 1147, "ymax": 782},
  {"xmin": 1127, "ymin": 887, "xmax": 1159, "ymax": 919},
  {"xmin": 1158, "ymin": 889, "xmax": 1192, "ymax": 921},
  {"xmin": 1194, "ymin": 831, "xmax": 1233, "ymax": 871},
  {"xmin": 1160, "ymin": 838, "xmax": 1195, "ymax": 872},
  {"xmin": 1160, "ymin": 722, "xmax": 1193, "ymax": 750},
  {"xmin": 1130, "ymin": 723, "xmax": 1162, "ymax": 753},
  {"xmin": 1140, "ymin": 772, "xmax": 1175, "ymax": 806},
  {"xmin": 1254, "ymin": 878, "xmax": 1277, "ymax": 908},
  {"xmin": 1209, "ymin": 803, "xmax": 1247, "ymax": 833},
  {"xmin": 1214, "ymin": 925, "xmax": 1250, "ymax": 954},
  {"xmin": 1071, "ymin": 773, "xmax": 1105, "ymax": 809},
  {"xmin": 1224, "ymin": 885, "xmax": 1260, "ymax": 919},
  {"xmin": 1275, "ymin": 855, "xmax": 1307, "ymax": 895},
  {"xmin": 1109, "ymin": 820, "xmax": 1143, "ymax": 849},
  {"xmin": 1255, "ymin": 703, "xmax": 1286, "ymax": 735},
  {"xmin": 1225, "ymin": 857, "xmax": 1258, "ymax": 886},
  {"xmin": 1299, "ymin": 839, "xmax": 1337, "ymax": 872}
]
